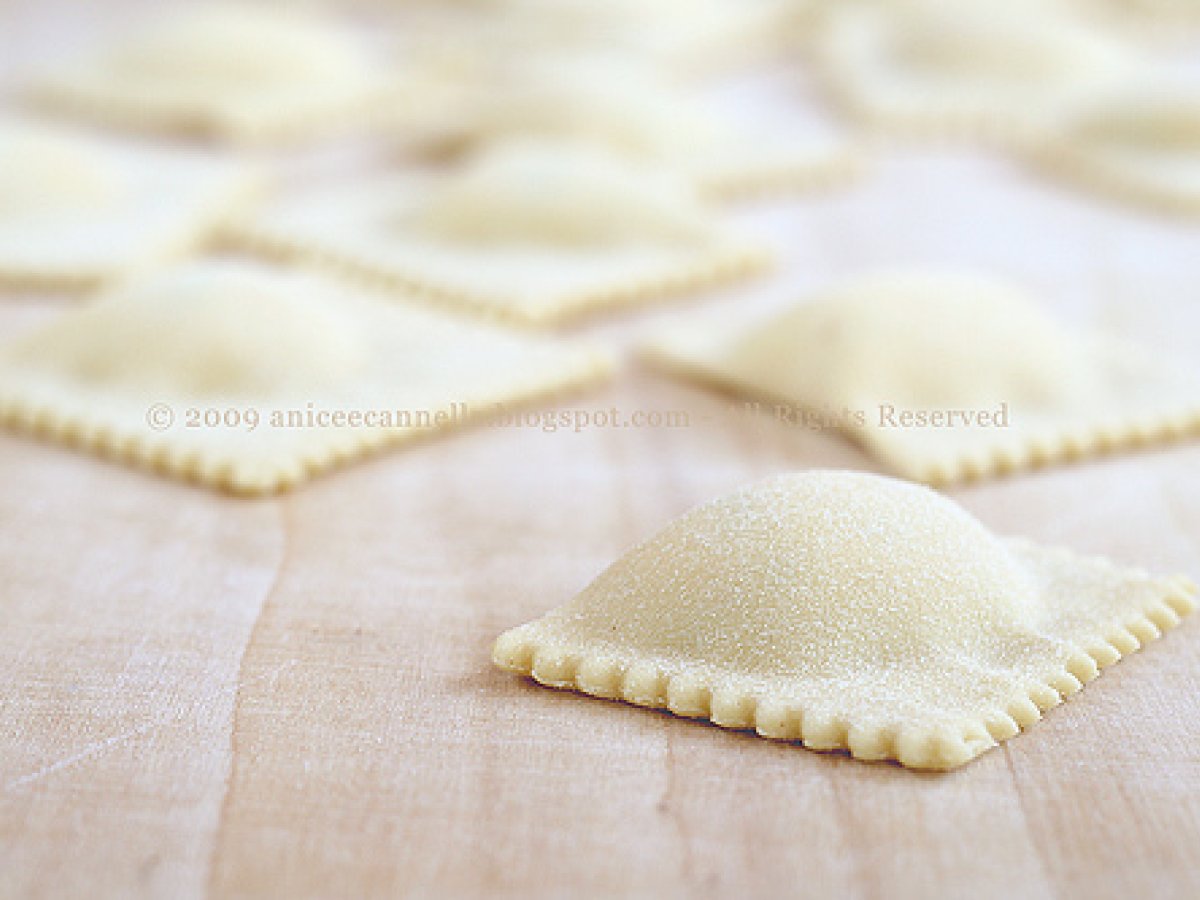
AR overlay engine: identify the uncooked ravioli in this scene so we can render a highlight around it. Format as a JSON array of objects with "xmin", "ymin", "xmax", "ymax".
[
  {"xmin": 814, "ymin": 0, "xmax": 1134, "ymax": 139},
  {"xmin": 29, "ymin": 4, "xmax": 383, "ymax": 142},
  {"xmin": 414, "ymin": 141, "xmax": 714, "ymax": 247},
  {"xmin": 399, "ymin": 57, "xmax": 864, "ymax": 201},
  {"xmin": 0, "ymin": 261, "xmax": 609, "ymax": 494},
  {"xmin": 640, "ymin": 271, "xmax": 1200, "ymax": 485},
  {"xmin": 1026, "ymin": 80, "xmax": 1200, "ymax": 216},
  {"xmin": 0, "ymin": 128, "xmax": 121, "ymax": 213},
  {"xmin": 8, "ymin": 271, "xmax": 366, "ymax": 398},
  {"xmin": 495, "ymin": 471, "xmax": 1196, "ymax": 770},
  {"xmin": 0, "ymin": 119, "xmax": 256, "ymax": 289},
  {"xmin": 230, "ymin": 141, "xmax": 771, "ymax": 326}
]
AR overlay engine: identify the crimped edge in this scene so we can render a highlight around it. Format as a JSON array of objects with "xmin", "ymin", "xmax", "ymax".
[
  {"xmin": 696, "ymin": 144, "xmax": 870, "ymax": 203},
  {"xmin": 225, "ymin": 223, "xmax": 774, "ymax": 327},
  {"xmin": 26, "ymin": 77, "xmax": 396, "ymax": 146},
  {"xmin": 808, "ymin": 51, "xmax": 1049, "ymax": 151},
  {"xmin": 493, "ymin": 560, "xmax": 1198, "ymax": 771},
  {"xmin": 638, "ymin": 340, "xmax": 1200, "ymax": 488},
  {"xmin": 0, "ymin": 167, "xmax": 264, "ymax": 293},
  {"xmin": 1019, "ymin": 130, "xmax": 1200, "ymax": 218},
  {"xmin": 804, "ymin": 4, "xmax": 1131, "ymax": 152},
  {"xmin": 0, "ymin": 354, "xmax": 610, "ymax": 496},
  {"xmin": 894, "ymin": 407, "xmax": 1200, "ymax": 487}
]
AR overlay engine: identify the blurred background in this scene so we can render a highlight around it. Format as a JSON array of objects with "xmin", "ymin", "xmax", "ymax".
[{"xmin": 3, "ymin": 1, "xmax": 1200, "ymax": 898}]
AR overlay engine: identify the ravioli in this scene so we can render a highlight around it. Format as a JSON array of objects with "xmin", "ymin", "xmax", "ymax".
[
  {"xmin": 230, "ymin": 141, "xmax": 771, "ymax": 326},
  {"xmin": 28, "ymin": 4, "xmax": 384, "ymax": 142},
  {"xmin": 814, "ymin": 0, "xmax": 1134, "ymax": 140},
  {"xmin": 1114, "ymin": 0, "xmax": 1200, "ymax": 19},
  {"xmin": 1026, "ymin": 80, "xmax": 1200, "ymax": 216},
  {"xmin": 495, "ymin": 471, "xmax": 1197, "ymax": 770},
  {"xmin": 395, "ymin": 57, "xmax": 864, "ymax": 201},
  {"xmin": 641, "ymin": 271, "xmax": 1200, "ymax": 485},
  {"xmin": 0, "ymin": 119, "xmax": 257, "ymax": 289},
  {"xmin": 0, "ymin": 261, "xmax": 609, "ymax": 494},
  {"xmin": 399, "ymin": 0, "xmax": 790, "ymax": 79}
]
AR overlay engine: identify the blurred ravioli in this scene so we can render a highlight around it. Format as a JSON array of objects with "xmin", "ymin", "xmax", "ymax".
[
  {"xmin": 1026, "ymin": 80, "xmax": 1200, "ymax": 216},
  {"xmin": 495, "ymin": 471, "xmax": 1197, "ymax": 770},
  {"xmin": 393, "ymin": 56, "xmax": 864, "ymax": 202},
  {"xmin": 0, "ymin": 119, "xmax": 256, "ymax": 289},
  {"xmin": 814, "ymin": 0, "xmax": 1134, "ymax": 140},
  {"xmin": 0, "ymin": 261, "xmax": 608, "ymax": 494},
  {"xmin": 28, "ymin": 4, "xmax": 386, "ymax": 143},
  {"xmin": 641, "ymin": 271, "xmax": 1200, "ymax": 485},
  {"xmin": 230, "ymin": 141, "xmax": 771, "ymax": 326},
  {"xmin": 398, "ymin": 0, "xmax": 793, "ymax": 80}
]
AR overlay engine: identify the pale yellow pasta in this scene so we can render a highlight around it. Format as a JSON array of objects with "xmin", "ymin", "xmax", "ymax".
[
  {"xmin": 230, "ymin": 141, "xmax": 771, "ymax": 326},
  {"xmin": 641, "ymin": 271, "xmax": 1200, "ymax": 485},
  {"xmin": 0, "ymin": 129, "xmax": 121, "ymax": 214},
  {"xmin": 0, "ymin": 119, "xmax": 257, "ymax": 289},
  {"xmin": 400, "ymin": 0, "xmax": 791, "ymax": 78},
  {"xmin": 29, "ymin": 4, "xmax": 383, "ymax": 142},
  {"xmin": 495, "ymin": 471, "xmax": 1197, "ymax": 770},
  {"xmin": 414, "ymin": 141, "xmax": 714, "ymax": 247},
  {"xmin": 814, "ymin": 0, "xmax": 1134, "ymax": 140},
  {"xmin": 398, "ymin": 57, "xmax": 864, "ymax": 200},
  {"xmin": 0, "ymin": 261, "xmax": 609, "ymax": 494},
  {"xmin": 1026, "ymin": 80, "xmax": 1200, "ymax": 216}
]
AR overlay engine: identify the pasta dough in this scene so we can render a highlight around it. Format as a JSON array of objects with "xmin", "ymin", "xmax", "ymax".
[
  {"xmin": 0, "ymin": 261, "xmax": 609, "ymax": 494},
  {"xmin": 0, "ymin": 119, "xmax": 257, "ymax": 289},
  {"xmin": 414, "ymin": 141, "xmax": 714, "ymax": 247},
  {"xmin": 0, "ymin": 128, "xmax": 121, "ymax": 213},
  {"xmin": 641, "ymin": 271, "xmax": 1200, "ymax": 485},
  {"xmin": 1025, "ymin": 80, "xmax": 1200, "ymax": 216},
  {"xmin": 397, "ymin": 0, "xmax": 791, "ymax": 80},
  {"xmin": 495, "ymin": 471, "xmax": 1197, "ymax": 770},
  {"xmin": 394, "ymin": 57, "xmax": 864, "ymax": 201},
  {"xmin": 230, "ymin": 141, "xmax": 771, "ymax": 326},
  {"xmin": 28, "ymin": 4, "xmax": 384, "ymax": 142},
  {"xmin": 814, "ymin": 0, "xmax": 1134, "ymax": 140}
]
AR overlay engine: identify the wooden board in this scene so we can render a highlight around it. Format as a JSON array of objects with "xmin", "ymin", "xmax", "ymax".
[{"xmin": 3, "ymin": 5, "xmax": 1200, "ymax": 898}]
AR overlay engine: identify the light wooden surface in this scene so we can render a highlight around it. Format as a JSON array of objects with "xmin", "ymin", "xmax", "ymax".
[{"xmin": 4, "ymin": 4, "xmax": 1200, "ymax": 899}]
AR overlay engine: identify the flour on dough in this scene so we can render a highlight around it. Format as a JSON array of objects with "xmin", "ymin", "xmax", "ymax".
[{"xmin": 495, "ymin": 471, "xmax": 1197, "ymax": 769}]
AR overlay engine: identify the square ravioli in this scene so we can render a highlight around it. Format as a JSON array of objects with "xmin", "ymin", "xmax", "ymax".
[
  {"xmin": 27, "ymin": 4, "xmax": 386, "ymax": 143},
  {"xmin": 813, "ymin": 0, "xmax": 1135, "ymax": 141},
  {"xmin": 0, "ymin": 261, "xmax": 609, "ymax": 494},
  {"xmin": 641, "ymin": 271, "xmax": 1200, "ymax": 486},
  {"xmin": 390, "ymin": 56, "xmax": 865, "ymax": 202},
  {"xmin": 0, "ymin": 119, "xmax": 256, "ymax": 289},
  {"xmin": 229, "ymin": 141, "xmax": 772, "ymax": 326},
  {"xmin": 397, "ymin": 0, "xmax": 791, "ymax": 80},
  {"xmin": 495, "ymin": 471, "xmax": 1197, "ymax": 770},
  {"xmin": 1025, "ymin": 80, "xmax": 1200, "ymax": 216}
]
